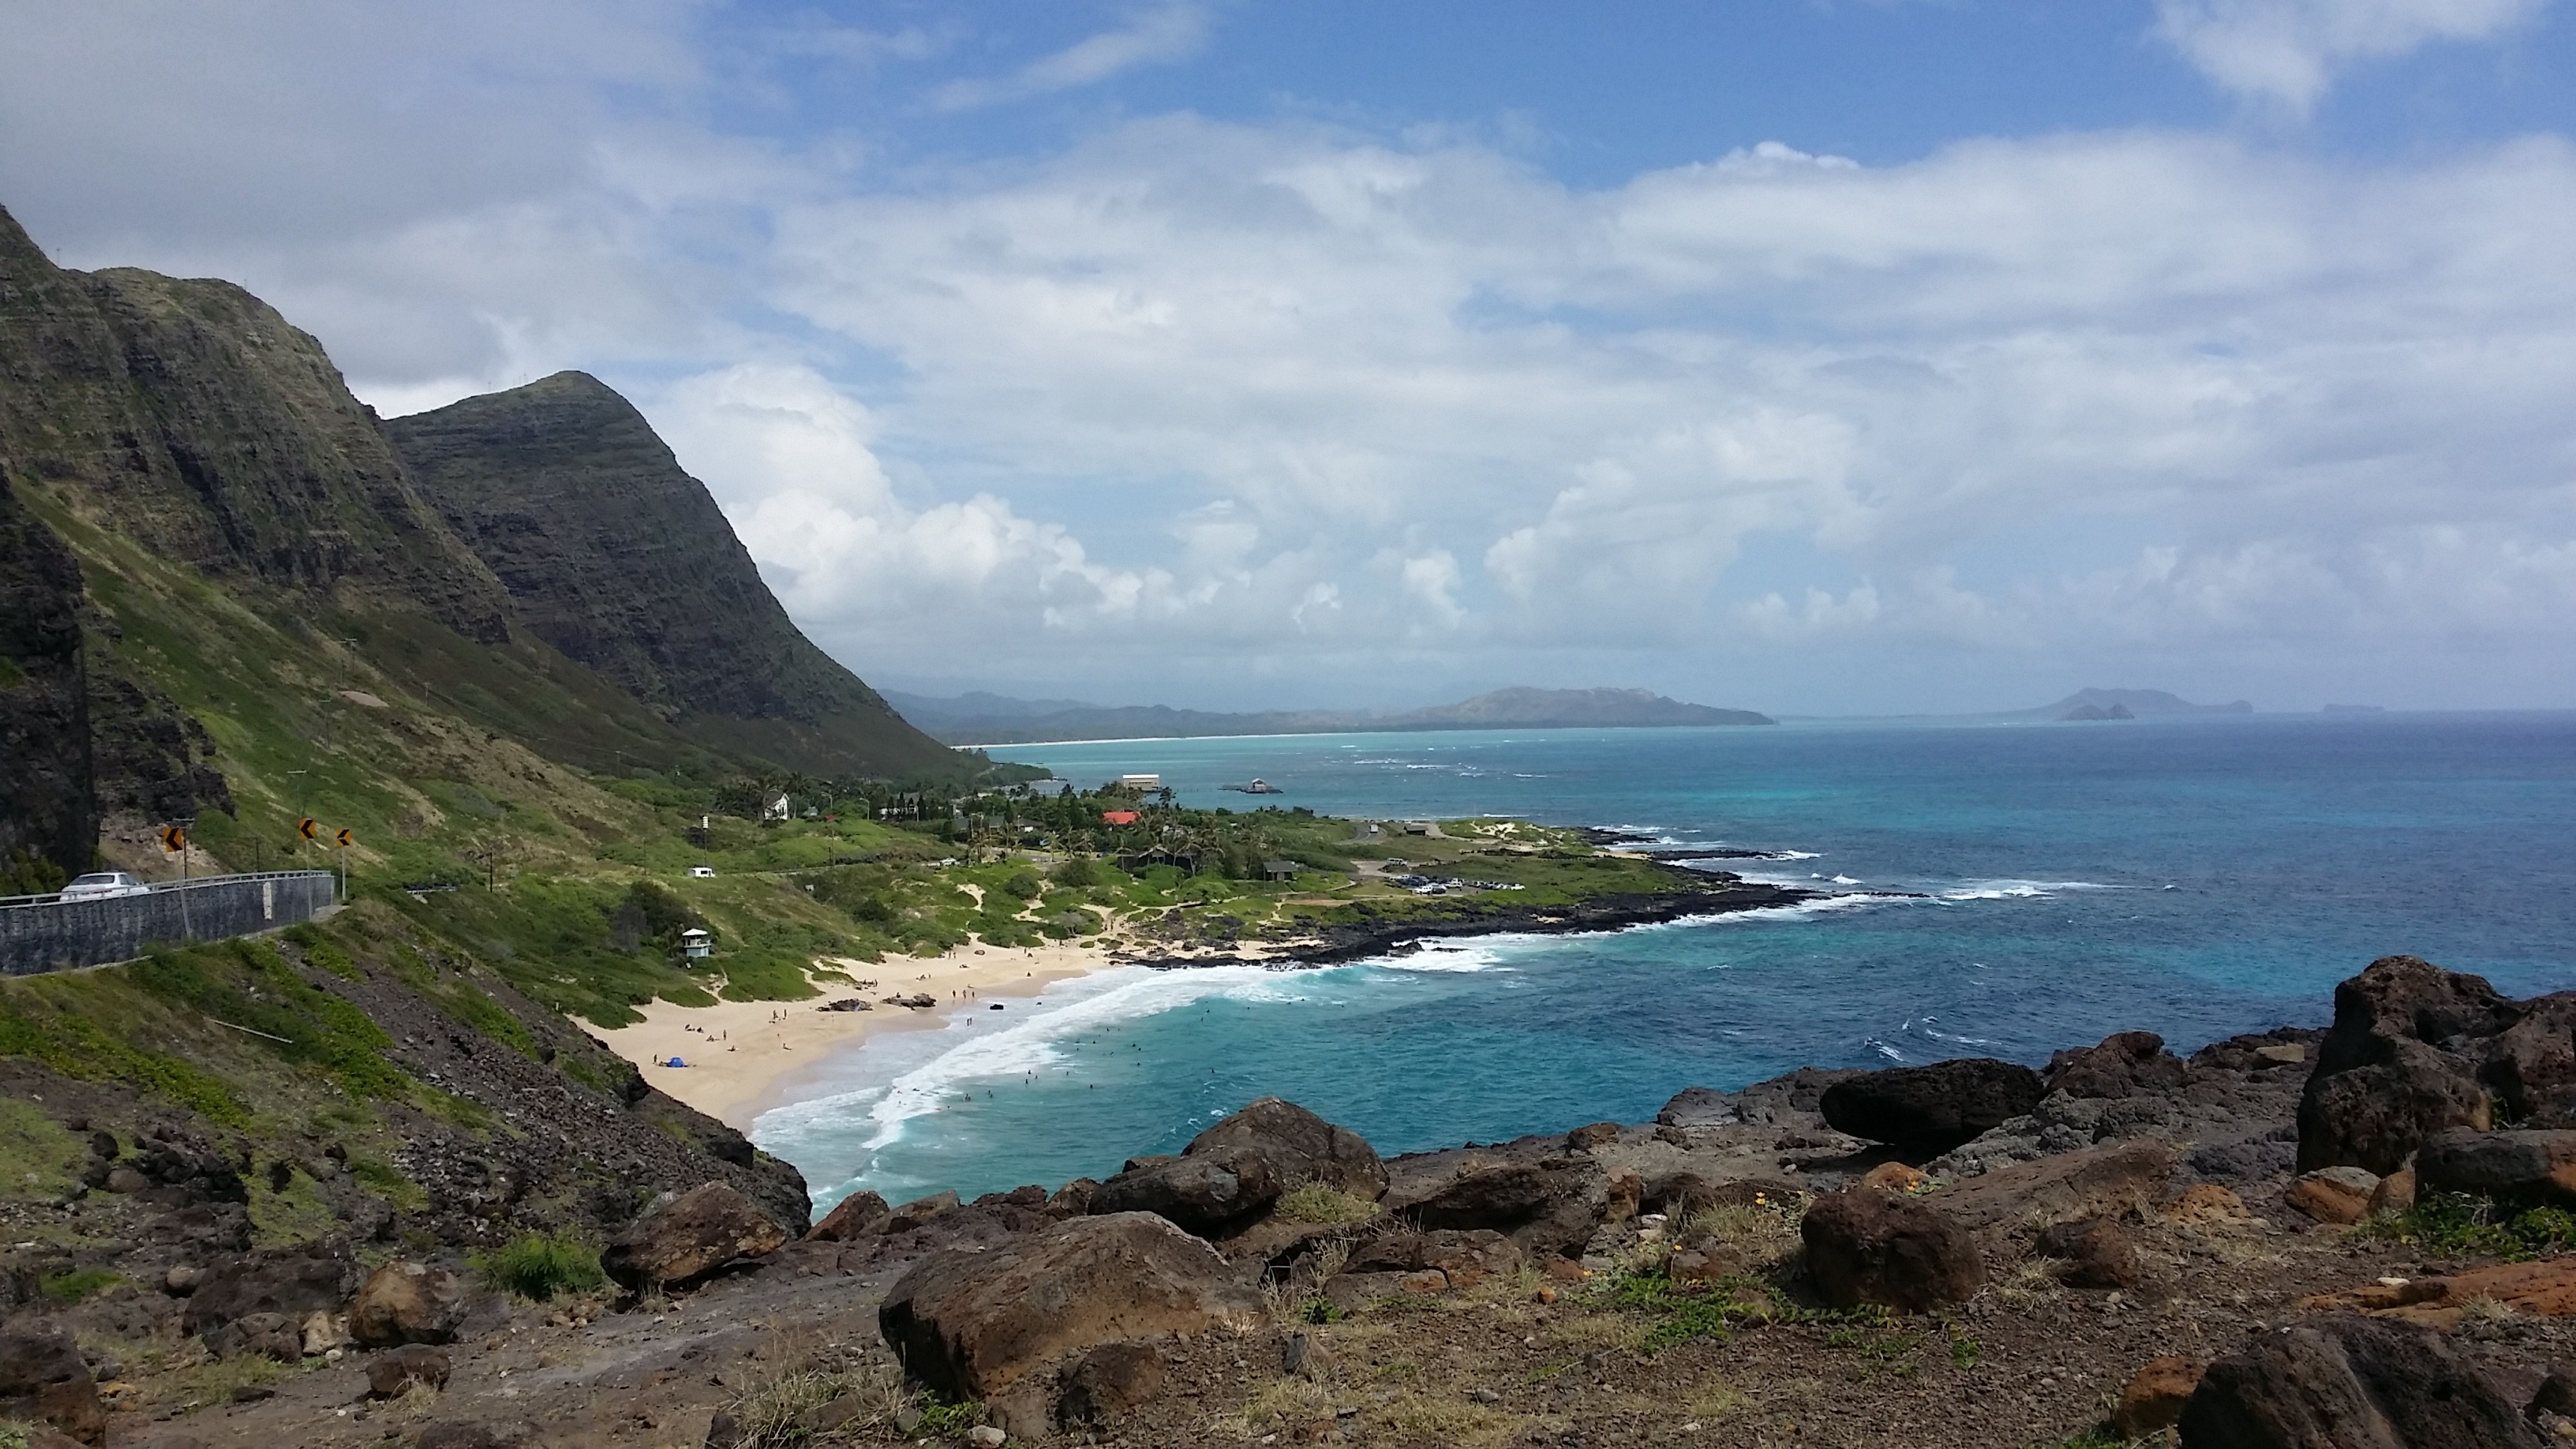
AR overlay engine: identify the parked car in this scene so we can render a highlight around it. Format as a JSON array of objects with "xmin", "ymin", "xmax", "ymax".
[
  {"xmin": 58, "ymin": 871, "xmax": 151, "ymax": 900},
  {"xmin": 686, "ymin": 866, "xmax": 717, "ymax": 878}
]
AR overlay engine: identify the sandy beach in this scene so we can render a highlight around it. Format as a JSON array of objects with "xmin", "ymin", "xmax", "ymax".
[{"xmin": 594, "ymin": 939, "xmax": 1123, "ymax": 1129}]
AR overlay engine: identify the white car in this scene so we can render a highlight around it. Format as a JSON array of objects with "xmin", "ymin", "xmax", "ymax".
[
  {"xmin": 686, "ymin": 866, "xmax": 717, "ymax": 879},
  {"xmin": 58, "ymin": 871, "xmax": 151, "ymax": 900}
]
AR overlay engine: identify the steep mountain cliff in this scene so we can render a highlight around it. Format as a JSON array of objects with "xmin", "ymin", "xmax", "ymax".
[
  {"xmin": 0, "ymin": 201, "xmax": 976, "ymax": 880},
  {"xmin": 0, "ymin": 472, "xmax": 90, "ymax": 887},
  {"xmin": 388, "ymin": 373, "xmax": 954, "ymax": 778},
  {"xmin": 0, "ymin": 207, "xmax": 512, "ymax": 642}
]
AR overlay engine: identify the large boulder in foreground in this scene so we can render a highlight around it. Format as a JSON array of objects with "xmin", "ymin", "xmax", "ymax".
[
  {"xmin": 2177, "ymin": 1314, "xmax": 2538, "ymax": 1448},
  {"xmin": 1799, "ymin": 1187, "xmax": 1984, "ymax": 1312},
  {"xmin": 2416, "ymin": 1128, "xmax": 2576, "ymax": 1208},
  {"xmin": 0, "ymin": 1321, "xmax": 104, "ymax": 1444},
  {"xmin": 1820, "ymin": 1058, "xmax": 2045, "ymax": 1154},
  {"xmin": 878, "ymin": 1212, "xmax": 1260, "ymax": 1402},
  {"xmin": 348, "ymin": 1260, "xmax": 470, "ymax": 1347},
  {"xmin": 601, "ymin": 1181, "xmax": 788, "ymax": 1290},
  {"xmin": 1185, "ymin": 1097, "xmax": 1388, "ymax": 1200},
  {"xmin": 2298, "ymin": 955, "xmax": 2509, "ymax": 1174}
]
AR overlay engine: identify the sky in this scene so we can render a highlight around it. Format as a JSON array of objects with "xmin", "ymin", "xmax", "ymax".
[{"xmin": 3, "ymin": 1, "xmax": 2573, "ymax": 716}]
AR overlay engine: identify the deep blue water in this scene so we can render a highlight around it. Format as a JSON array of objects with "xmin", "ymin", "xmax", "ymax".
[{"xmin": 754, "ymin": 713, "xmax": 2576, "ymax": 1208}]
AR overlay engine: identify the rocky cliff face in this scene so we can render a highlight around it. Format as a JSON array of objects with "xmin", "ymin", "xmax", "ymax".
[
  {"xmin": 388, "ymin": 373, "xmax": 954, "ymax": 778},
  {"xmin": 0, "ymin": 205, "xmax": 512, "ymax": 642},
  {"xmin": 0, "ymin": 474, "xmax": 91, "ymax": 884}
]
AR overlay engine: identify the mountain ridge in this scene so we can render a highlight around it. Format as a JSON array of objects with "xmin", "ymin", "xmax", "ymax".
[
  {"xmin": 0, "ymin": 200, "xmax": 972, "ymax": 887},
  {"xmin": 886, "ymin": 684, "xmax": 1775, "ymax": 745},
  {"xmin": 386, "ymin": 372, "xmax": 954, "ymax": 779}
]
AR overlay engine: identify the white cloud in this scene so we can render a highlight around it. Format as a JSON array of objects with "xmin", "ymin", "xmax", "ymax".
[
  {"xmin": 6, "ymin": 7, "xmax": 2574, "ymax": 709},
  {"xmin": 930, "ymin": 2, "xmax": 1211, "ymax": 112},
  {"xmin": 2152, "ymin": 0, "xmax": 2547, "ymax": 113}
]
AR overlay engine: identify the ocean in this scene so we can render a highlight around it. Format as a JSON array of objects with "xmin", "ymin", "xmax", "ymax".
[{"xmin": 753, "ymin": 712, "xmax": 2576, "ymax": 1211}]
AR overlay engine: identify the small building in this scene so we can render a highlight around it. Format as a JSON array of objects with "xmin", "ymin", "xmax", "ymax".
[
  {"xmin": 1263, "ymin": 859, "xmax": 1299, "ymax": 882},
  {"xmin": 680, "ymin": 927, "xmax": 713, "ymax": 960},
  {"xmin": 1401, "ymin": 821, "xmax": 1433, "ymax": 835},
  {"xmin": 1116, "ymin": 773, "xmax": 1163, "ymax": 792},
  {"xmin": 1100, "ymin": 809, "xmax": 1140, "ymax": 826},
  {"xmin": 762, "ymin": 794, "xmax": 792, "ymax": 822}
]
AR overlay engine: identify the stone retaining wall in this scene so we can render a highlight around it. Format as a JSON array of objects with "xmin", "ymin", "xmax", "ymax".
[{"xmin": 0, "ymin": 871, "xmax": 338, "ymax": 975}]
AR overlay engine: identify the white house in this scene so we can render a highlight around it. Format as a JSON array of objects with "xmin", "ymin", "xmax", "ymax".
[
  {"xmin": 680, "ymin": 927, "xmax": 713, "ymax": 960},
  {"xmin": 1117, "ymin": 773, "xmax": 1163, "ymax": 792}
]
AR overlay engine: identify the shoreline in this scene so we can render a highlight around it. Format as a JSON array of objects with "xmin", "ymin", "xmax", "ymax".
[
  {"xmin": 594, "ymin": 939, "xmax": 1126, "ymax": 1131},
  {"xmin": 600, "ymin": 871, "xmax": 1817, "ymax": 1133}
]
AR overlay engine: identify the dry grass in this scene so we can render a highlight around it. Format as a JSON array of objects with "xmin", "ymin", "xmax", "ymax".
[
  {"xmin": 1546, "ymin": 1311, "xmax": 1653, "ymax": 1355},
  {"xmin": 717, "ymin": 1335, "xmax": 912, "ymax": 1448},
  {"xmin": 1240, "ymin": 1376, "xmax": 1346, "ymax": 1432},
  {"xmin": 1686, "ymin": 1372, "xmax": 1744, "ymax": 1419},
  {"xmin": 1376, "ymin": 1391, "xmax": 1513, "ymax": 1445},
  {"xmin": 1275, "ymin": 1182, "xmax": 1383, "ymax": 1226}
]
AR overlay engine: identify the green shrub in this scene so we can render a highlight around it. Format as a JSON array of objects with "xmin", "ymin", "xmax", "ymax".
[
  {"xmin": 2367, "ymin": 1192, "xmax": 2576, "ymax": 1260},
  {"xmin": 39, "ymin": 1268, "xmax": 124, "ymax": 1303},
  {"xmin": 916, "ymin": 1398, "xmax": 984, "ymax": 1433},
  {"xmin": 996, "ymin": 869, "xmax": 1044, "ymax": 900},
  {"xmin": 474, "ymin": 1234, "xmax": 606, "ymax": 1301},
  {"xmin": 1048, "ymin": 856, "xmax": 1099, "ymax": 889}
]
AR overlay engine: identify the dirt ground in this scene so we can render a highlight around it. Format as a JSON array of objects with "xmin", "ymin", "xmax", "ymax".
[{"xmin": 92, "ymin": 1163, "xmax": 2576, "ymax": 1449}]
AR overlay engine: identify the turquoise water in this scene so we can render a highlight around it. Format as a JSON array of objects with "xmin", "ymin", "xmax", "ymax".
[{"xmin": 754, "ymin": 713, "xmax": 2576, "ymax": 1209}]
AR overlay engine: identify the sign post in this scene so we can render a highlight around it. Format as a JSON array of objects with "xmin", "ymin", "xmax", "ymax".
[{"xmin": 160, "ymin": 822, "xmax": 191, "ymax": 939}]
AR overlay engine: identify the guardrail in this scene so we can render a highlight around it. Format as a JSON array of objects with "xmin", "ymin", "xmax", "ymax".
[{"xmin": 1, "ymin": 871, "xmax": 340, "ymax": 976}]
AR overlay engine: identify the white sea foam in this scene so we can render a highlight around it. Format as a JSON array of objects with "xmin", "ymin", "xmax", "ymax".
[
  {"xmin": 757, "ymin": 964, "xmax": 1285, "ymax": 1154},
  {"xmin": 1830, "ymin": 874, "xmax": 1862, "ymax": 886},
  {"xmin": 1373, "ymin": 940, "xmax": 1511, "ymax": 972},
  {"xmin": 1936, "ymin": 879, "xmax": 2114, "ymax": 901}
]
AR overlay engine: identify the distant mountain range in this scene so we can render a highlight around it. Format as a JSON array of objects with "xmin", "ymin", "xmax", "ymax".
[
  {"xmin": 2005, "ymin": 688, "xmax": 2254, "ymax": 723},
  {"xmin": 884, "ymin": 686, "xmax": 1776, "ymax": 745}
]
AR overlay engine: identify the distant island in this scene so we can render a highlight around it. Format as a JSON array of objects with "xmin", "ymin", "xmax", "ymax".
[
  {"xmin": 2001, "ymin": 687, "xmax": 2254, "ymax": 723},
  {"xmin": 885, "ymin": 685, "xmax": 1777, "ymax": 745}
]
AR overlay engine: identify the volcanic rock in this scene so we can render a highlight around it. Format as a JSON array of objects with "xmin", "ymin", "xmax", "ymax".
[
  {"xmin": 601, "ymin": 1181, "xmax": 788, "ymax": 1290},
  {"xmin": 0, "ymin": 1321, "xmax": 104, "ymax": 1444},
  {"xmin": 2047, "ymin": 1031, "xmax": 2188, "ymax": 1099},
  {"xmin": 1799, "ymin": 1187, "xmax": 1985, "ymax": 1312},
  {"xmin": 1091, "ymin": 1146, "xmax": 1284, "ymax": 1237},
  {"xmin": 1930, "ymin": 1136, "xmax": 2176, "ymax": 1233},
  {"xmin": 2417, "ymin": 1128, "xmax": 2576, "ymax": 1208},
  {"xmin": 1184, "ymin": 1096, "xmax": 1387, "ymax": 1199},
  {"xmin": 1396, "ymin": 1158, "xmax": 1607, "ymax": 1258},
  {"xmin": 204, "ymin": 1312, "xmax": 301, "ymax": 1363},
  {"xmin": 1055, "ymin": 1341, "xmax": 1167, "ymax": 1425},
  {"xmin": 2177, "ymin": 1313, "xmax": 2540, "ymax": 1447},
  {"xmin": 348, "ymin": 1260, "xmax": 470, "ymax": 1347},
  {"xmin": 2037, "ymin": 1217, "xmax": 2144, "ymax": 1290},
  {"xmin": 368, "ymin": 1343, "xmax": 452, "ymax": 1398},
  {"xmin": 878, "ymin": 1212, "xmax": 1260, "ymax": 1402},
  {"xmin": 2285, "ymin": 1167, "xmax": 2379, "ymax": 1225},
  {"xmin": 2115, "ymin": 1356, "xmax": 2207, "ymax": 1439},
  {"xmin": 2299, "ymin": 955, "xmax": 2510, "ymax": 1174},
  {"xmin": 805, "ymin": 1190, "xmax": 892, "ymax": 1242},
  {"xmin": 180, "ymin": 1249, "xmax": 355, "ymax": 1335},
  {"xmin": 1820, "ymin": 1058, "xmax": 2046, "ymax": 1153}
]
